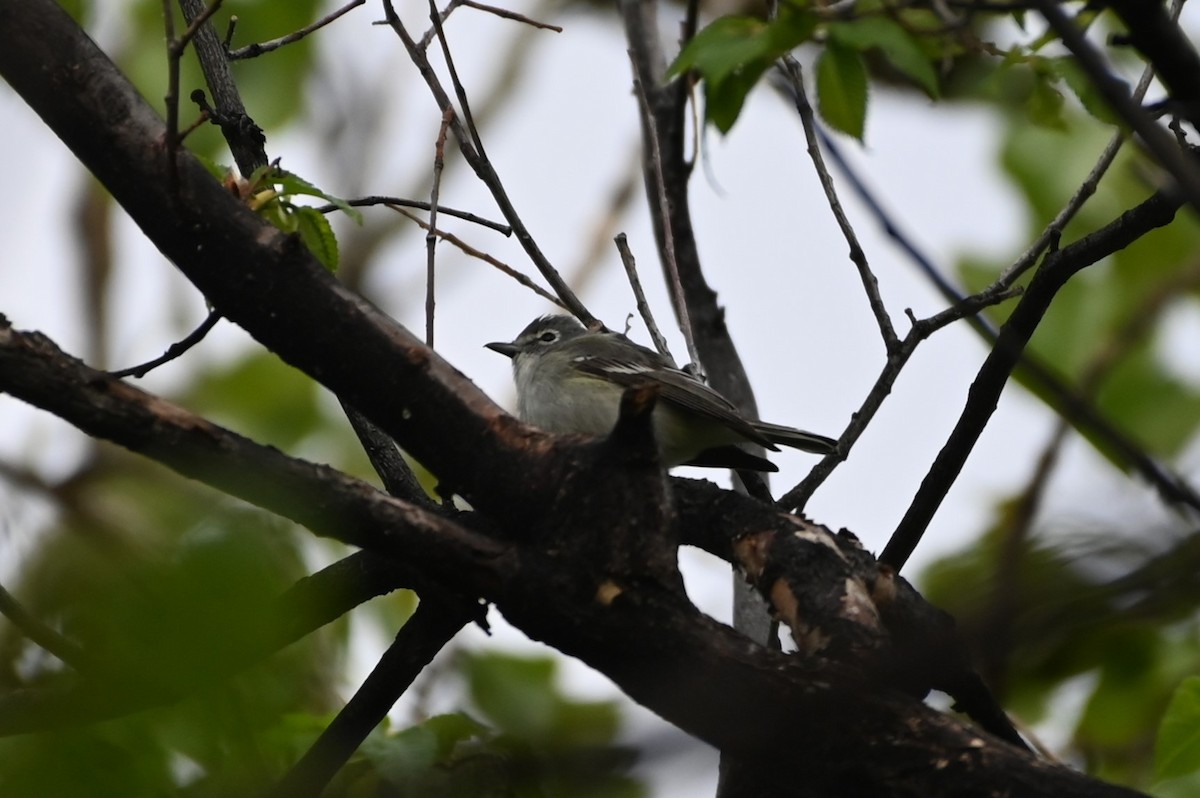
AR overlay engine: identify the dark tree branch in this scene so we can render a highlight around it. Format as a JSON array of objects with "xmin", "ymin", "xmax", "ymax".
[
  {"xmin": 0, "ymin": 320, "xmax": 508, "ymax": 587},
  {"xmin": 0, "ymin": 315, "xmax": 1140, "ymax": 795},
  {"xmin": 618, "ymin": 0, "xmax": 778, "ymax": 662},
  {"xmin": 1104, "ymin": 0, "xmax": 1200, "ymax": 125},
  {"xmin": 340, "ymin": 401, "xmax": 435, "ymax": 508},
  {"xmin": 882, "ymin": 189, "xmax": 1183, "ymax": 571},
  {"xmin": 177, "ymin": 0, "xmax": 266, "ymax": 175},
  {"xmin": 1034, "ymin": 0, "xmax": 1200, "ymax": 212},
  {"xmin": 107, "ymin": 307, "xmax": 221, "ymax": 378},
  {"xmin": 267, "ymin": 599, "xmax": 473, "ymax": 798}
]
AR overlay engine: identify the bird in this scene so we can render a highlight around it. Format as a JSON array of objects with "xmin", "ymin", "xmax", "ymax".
[{"xmin": 485, "ymin": 314, "xmax": 836, "ymax": 472}]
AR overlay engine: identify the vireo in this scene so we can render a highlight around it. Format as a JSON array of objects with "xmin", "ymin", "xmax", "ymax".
[{"xmin": 486, "ymin": 315, "xmax": 836, "ymax": 472}]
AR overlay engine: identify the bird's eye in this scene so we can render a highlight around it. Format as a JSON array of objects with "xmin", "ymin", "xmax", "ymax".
[{"xmin": 538, "ymin": 331, "xmax": 558, "ymax": 343}]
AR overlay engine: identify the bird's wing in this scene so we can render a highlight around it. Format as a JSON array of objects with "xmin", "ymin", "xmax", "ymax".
[{"xmin": 573, "ymin": 354, "xmax": 777, "ymax": 449}]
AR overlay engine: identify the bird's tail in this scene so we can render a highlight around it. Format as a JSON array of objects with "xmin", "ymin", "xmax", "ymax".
[{"xmin": 753, "ymin": 421, "xmax": 837, "ymax": 454}]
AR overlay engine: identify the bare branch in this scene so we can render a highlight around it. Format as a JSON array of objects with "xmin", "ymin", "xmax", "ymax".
[
  {"xmin": 775, "ymin": 57, "xmax": 899, "ymax": 353},
  {"xmin": 615, "ymin": 233, "xmax": 675, "ymax": 361},
  {"xmin": 108, "ymin": 308, "xmax": 222, "ymax": 379},
  {"xmin": 314, "ymin": 195, "xmax": 511, "ymax": 235},
  {"xmin": 458, "ymin": 0, "xmax": 562, "ymax": 32},
  {"xmin": 381, "ymin": 0, "xmax": 597, "ymax": 327},
  {"xmin": 227, "ymin": 0, "xmax": 365, "ymax": 60},
  {"xmin": 394, "ymin": 207, "xmax": 566, "ymax": 308},
  {"xmin": 178, "ymin": 0, "xmax": 267, "ymax": 176},
  {"xmin": 426, "ymin": 106, "xmax": 455, "ymax": 348},
  {"xmin": 267, "ymin": 600, "xmax": 473, "ymax": 798},
  {"xmin": 628, "ymin": 57, "xmax": 704, "ymax": 376},
  {"xmin": 774, "ymin": 84, "xmax": 1200, "ymax": 519},
  {"xmin": 995, "ymin": 33, "xmax": 1166, "ymax": 287},
  {"xmin": 881, "ymin": 189, "xmax": 1184, "ymax": 571},
  {"xmin": 175, "ymin": 0, "xmax": 223, "ymax": 52}
]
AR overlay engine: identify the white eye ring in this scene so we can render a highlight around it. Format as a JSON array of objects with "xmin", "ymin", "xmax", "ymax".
[{"xmin": 538, "ymin": 331, "xmax": 558, "ymax": 343}]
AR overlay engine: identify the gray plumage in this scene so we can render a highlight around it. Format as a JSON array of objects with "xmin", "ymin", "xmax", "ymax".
[{"xmin": 486, "ymin": 315, "xmax": 836, "ymax": 472}]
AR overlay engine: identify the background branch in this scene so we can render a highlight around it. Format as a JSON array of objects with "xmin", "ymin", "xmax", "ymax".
[{"xmin": 882, "ymin": 189, "xmax": 1183, "ymax": 570}]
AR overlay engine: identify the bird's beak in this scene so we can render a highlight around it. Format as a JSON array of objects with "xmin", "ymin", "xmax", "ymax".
[{"xmin": 485, "ymin": 341, "xmax": 518, "ymax": 358}]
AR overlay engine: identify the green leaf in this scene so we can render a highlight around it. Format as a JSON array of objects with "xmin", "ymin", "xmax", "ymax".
[
  {"xmin": 705, "ymin": 67, "xmax": 769, "ymax": 133},
  {"xmin": 670, "ymin": 9, "xmax": 816, "ymax": 133},
  {"xmin": 1052, "ymin": 57, "xmax": 1123, "ymax": 126},
  {"xmin": 294, "ymin": 206, "xmax": 339, "ymax": 271},
  {"xmin": 464, "ymin": 652, "xmax": 620, "ymax": 746},
  {"xmin": 816, "ymin": 40, "xmax": 868, "ymax": 140},
  {"xmin": 192, "ymin": 153, "xmax": 234, "ymax": 185},
  {"xmin": 828, "ymin": 17, "xmax": 939, "ymax": 98},
  {"xmin": 1157, "ymin": 677, "xmax": 1200, "ymax": 781},
  {"xmin": 1026, "ymin": 70, "xmax": 1067, "ymax": 130},
  {"xmin": 274, "ymin": 170, "xmax": 364, "ymax": 224}
]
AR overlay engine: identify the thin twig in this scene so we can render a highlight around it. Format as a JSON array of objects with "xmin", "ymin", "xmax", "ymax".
[
  {"xmin": 778, "ymin": 88, "xmax": 1200, "ymax": 519},
  {"xmin": 427, "ymin": 107, "xmax": 454, "ymax": 348},
  {"xmin": 427, "ymin": 0, "xmax": 486, "ymax": 174},
  {"xmin": 314, "ymin": 195, "xmax": 510, "ymax": 235},
  {"xmin": 176, "ymin": 108, "xmax": 211, "ymax": 142},
  {"xmin": 0, "ymin": 582, "xmax": 92, "ymax": 672},
  {"xmin": 881, "ymin": 189, "xmax": 1184, "ymax": 571},
  {"xmin": 629, "ymin": 58, "xmax": 704, "ymax": 377},
  {"xmin": 227, "ymin": 0, "xmax": 364, "ymax": 60},
  {"xmin": 777, "ymin": 56, "xmax": 899, "ymax": 353},
  {"xmin": 177, "ymin": 0, "xmax": 267, "ymax": 176},
  {"xmin": 777, "ymin": 286, "xmax": 1021, "ymax": 512},
  {"xmin": 381, "ymin": 0, "xmax": 596, "ymax": 327},
  {"xmin": 416, "ymin": 0, "xmax": 461, "ymax": 52},
  {"xmin": 162, "ymin": 0, "xmax": 181, "ymax": 191},
  {"xmin": 175, "ymin": 0, "xmax": 223, "ymax": 52},
  {"xmin": 458, "ymin": 0, "xmax": 562, "ymax": 32},
  {"xmin": 394, "ymin": 207, "xmax": 566, "ymax": 308},
  {"xmin": 108, "ymin": 309, "xmax": 222, "ymax": 379},
  {"xmin": 615, "ymin": 233, "xmax": 675, "ymax": 361}
]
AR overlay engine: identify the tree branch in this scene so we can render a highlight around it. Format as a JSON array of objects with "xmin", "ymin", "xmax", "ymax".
[{"xmin": 882, "ymin": 188, "xmax": 1183, "ymax": 570}]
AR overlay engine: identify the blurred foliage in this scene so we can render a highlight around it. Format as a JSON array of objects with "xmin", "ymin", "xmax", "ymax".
[
  {"xmin": 1154, "ymin": 677, "xmax": 1200, "ymax": 795},
  {"xmin": 327, "ymin": 652, "xmax": 641, "ymax": 798},
  {"xmin": 923, "ymin": 522, "xmax": 1200, "ymax": 789}
]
